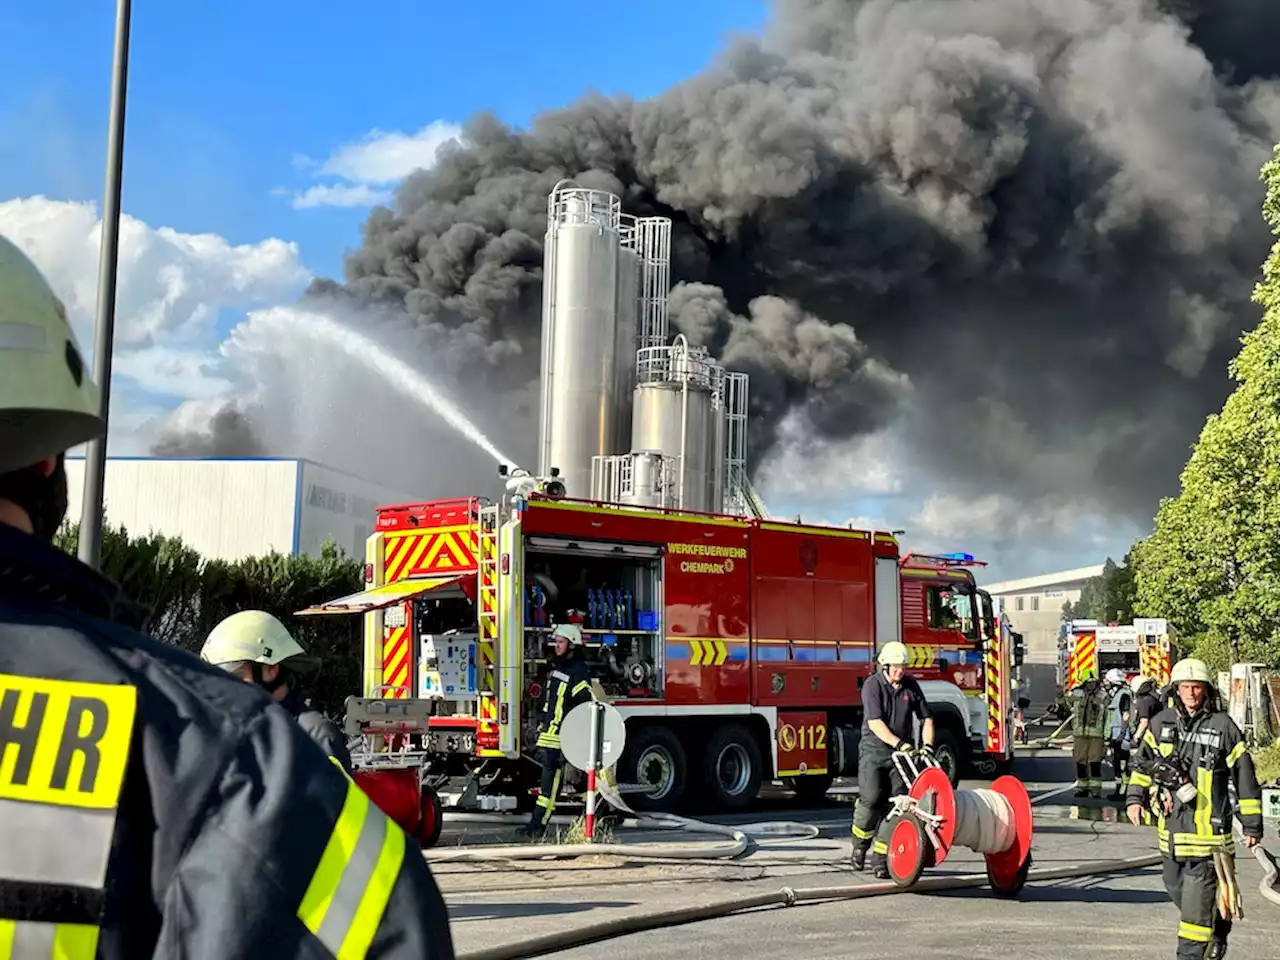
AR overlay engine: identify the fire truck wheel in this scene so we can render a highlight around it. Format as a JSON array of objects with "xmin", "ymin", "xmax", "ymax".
[
  {"xmin": 931, "ymin": 726, "xmax": 963, "ymax": 787},
  {"xmin": 782, "ymin": 773, "xmax": 835, "ymax": 805},
  {"xmin": 617, "ymin": 725, "xmax": 687, "ymax": 813},
  {"xmin": 416, "ymin": 784, "xmax": 444, "ymax": 849},
  {"xmin": 702, "ymin": 725, "xmax": 764, "ymax": 811}
]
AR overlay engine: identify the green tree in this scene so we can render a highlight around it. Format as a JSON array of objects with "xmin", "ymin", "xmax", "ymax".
[
  {"xmin": 1062, "ymin": 555, "xmax": 1137, "ymax": 623},
  {"xmin": 1131, "ymin": 144, "xmax": 1280, "ymax": 671},
  {"xmin": 54, "ymin": 521, "xmax": 364, "ymax": 716}
]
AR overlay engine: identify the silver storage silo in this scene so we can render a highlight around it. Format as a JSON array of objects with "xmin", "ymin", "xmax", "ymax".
[
  {"xmin": 630, "ymin": 336, "xmax": 726, "ymax": 512},
  {"xmin": 538, "ymin": 182, "xmax": 623, "ymax": 498},
  {"xmin": 613, "ymin": 237, "xmax": 640, "ymax": 461}
]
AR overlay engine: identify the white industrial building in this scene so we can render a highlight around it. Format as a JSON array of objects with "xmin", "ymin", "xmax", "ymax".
[
  {"xmin": 985, "ymin": 564, "xmax": 1106, "ymax": 708},
  {"xmin": 63, "ymin": 457, "xmax": 419, "ymax": 562}
]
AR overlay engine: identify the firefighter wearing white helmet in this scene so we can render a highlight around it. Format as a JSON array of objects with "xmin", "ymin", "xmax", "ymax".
[
  {"xmin": 1127, "ymin": 658, "xmax": 1263, "ymax": 960},
  {"xmin": 202, "ymin": 610, "xmax": 352, "ymax": 773},
  {"xmin": 0, "ymin": 235, "xmax": 455, "ymax": 958},
  {"xmin": 523, "ymin": 620, "xmax": 595, "ymax": 836},
  {"xmin": 1103, "ymin": 667, "xmax": 1133, "ymax": 799},
  {"xmin": 849, "ymin": 640, "xmax": 935, "ymax": 878}
]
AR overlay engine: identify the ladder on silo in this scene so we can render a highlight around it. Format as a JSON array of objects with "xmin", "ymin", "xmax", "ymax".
[{"xmin": 741, "ymin": 476, "xmax": 770, "ymax": 520}]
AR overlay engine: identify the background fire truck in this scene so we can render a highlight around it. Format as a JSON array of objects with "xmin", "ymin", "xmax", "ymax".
[
  {"xmin": 1058, "ymin": 618, "xmax": 1174, "ymax": 690},
  {"xmin": 297, "ymin": 181, "xmax": 1017, "ymax": 830}
]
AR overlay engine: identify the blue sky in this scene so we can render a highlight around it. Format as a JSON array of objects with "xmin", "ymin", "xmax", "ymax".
[
  {"xmin": 0, "ymin": 0, "xmax": 766, "ymax": 280},
  {"xmin": 0, "ymin": 0, "xmax": 1127, "ymax": 580}
]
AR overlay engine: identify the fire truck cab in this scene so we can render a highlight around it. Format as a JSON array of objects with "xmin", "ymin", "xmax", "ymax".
[{"xmin": 300, "ymin": 486, "xmax": 1017, "ymax": 815}]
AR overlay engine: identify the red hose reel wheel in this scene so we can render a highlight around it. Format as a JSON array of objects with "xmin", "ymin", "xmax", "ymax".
[
  {"xmin": 416, "ymin": 783, "xmax": 444, "ymax": 849},
  {"xmin": 983, "ymin": 775, "xmax": 1034, "ymax": 898},
  {"xmin": 886, "ymin": 814, "xmax": 929, "ymax": 888}
]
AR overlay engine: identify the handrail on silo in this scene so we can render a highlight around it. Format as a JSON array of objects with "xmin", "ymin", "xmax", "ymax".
[
  {"xmin": 548, "ymin": 181, "xmax": 621, "ymax": 232},
  {"xmin": 635, "ymin": 341, "xmax": 720, "ymax": 391}
]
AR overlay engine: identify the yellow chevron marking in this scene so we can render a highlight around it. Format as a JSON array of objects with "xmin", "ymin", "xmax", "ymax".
[
  {"xmin": 908, "ymin": 645, "xmax": 934, "ymax": 669},
  {"xmin": 712, "ymin": 639, "xmax": 728, "ymax": 666},
  {"xmin": 690, "ymin": 639, "xmax": 705, "ymax": 666}
]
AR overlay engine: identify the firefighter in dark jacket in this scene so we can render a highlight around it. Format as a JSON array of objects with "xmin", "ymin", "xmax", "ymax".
[
  {"xmin": 201, "ymin": 609, "xmax": 353, "ymax": 773},
  {"xmin": 0, "ymin": 235, "xmax": 454, "ymax": 959},
  {"xmin": 1126, "ymin": 657, "xmax": 1264, "ymax": 960},
  {"xmin": 850, "ymin": 641, "xmax": 935, "ymax": 879},
  {"xmin": 523, "ymin": 622, "xmax": 595, "ymax": 836}
]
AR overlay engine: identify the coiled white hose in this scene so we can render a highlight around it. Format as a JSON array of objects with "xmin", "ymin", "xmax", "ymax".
[
  {"xmin": 423, "ymin": 782, "xmax": 819, "ymax": 863},
  {"xmin": 952, "ymin": 788, "xmax": 1018, "ymax": 854}
]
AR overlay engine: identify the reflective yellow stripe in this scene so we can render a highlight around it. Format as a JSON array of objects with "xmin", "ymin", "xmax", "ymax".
[
  {"xmin": 339, "ymin": 822, "xmax": 405, "ymax": 960},
  {"xmin": 298, "ymin": 768, "xmax": 406, "ymax": 960},
  {"xmin": 1177, "ymin": 922, "xmax": 1212, "ymax": 943},
  {"xmin": 872, "ymin": 840, "xmax": 888, "ymax": 854},
  {"xmin": 1226, "ymin": 741, "xmax": 1247, "ymax": 768},
  {"xmin": 548, "ymin": 683, "xmax": 568, "ymax": 736},
  {"xmin": 1195, "ymin": 768, "xmax": 1213, "ymax": 837},
  {"xmin": 1238, "ymin": 798, "xmax": 1262, "ymax": 816},
  {"xmin": 1129, "ymin": 772, "xmax": 1152, "ymax": 788},
  {"xmin": 571, "ymin": 681, "xmax": 592, "ymax": 698},
  {"xmin": 0, "ymin": 920, "xmax": 100, "ymax": 959},
  {"xmin": 1143, "ymin": 730, "xmax": 1159, "ymax": 750},
  {"xmin": 852, "ymin": 825, "xmax": 875, "ymax": 840}
]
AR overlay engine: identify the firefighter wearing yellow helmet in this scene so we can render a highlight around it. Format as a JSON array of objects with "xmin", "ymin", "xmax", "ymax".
[
  {"xmin": 1070, "ymin": 664, "xmax": 1109, "ymax": 798},
  {"xmin": 202, "ymin": 610, "xmax": 352, "ymax": 773},
  {"xmin": 1126, "ymin": 658, "xmax": 1264, "ymax": 960},
  {"xmin": 849, "ymin": 640, "xmax": 936, "ymax": 878},
  {"xmin": 0, "ymin": 235, "xmax": 455, "ymax": 958}
]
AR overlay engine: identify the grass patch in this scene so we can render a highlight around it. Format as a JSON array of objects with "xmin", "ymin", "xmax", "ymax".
[
  {"xmin": 559, "ymin": 816, "xmax": 615, "ymax": 846},
  {"xmin": 1254, "ymin": 740, "xmax": 1280, "ymax": 786}
]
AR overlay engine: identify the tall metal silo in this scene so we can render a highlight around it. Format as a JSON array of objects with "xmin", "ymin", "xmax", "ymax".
[
  {"xmin": 538, "ymin": 181, "xmax": 623, "ymax": 498},
  {"xmin": 612, "ymin": 220, "xmax": 640, "ymax": 459},
  {"xmin": 630, "ymin": 335, "xmax": 727, "ymax": 513}
]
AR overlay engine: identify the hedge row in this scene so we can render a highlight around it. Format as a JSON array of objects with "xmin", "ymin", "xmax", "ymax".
[{"xmin": 54, "ymin": 523, "xmax": 365, "ymax": 718}]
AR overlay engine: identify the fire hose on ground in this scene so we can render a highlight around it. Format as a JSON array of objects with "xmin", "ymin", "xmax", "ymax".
[
  {"xmin": 424, "ymin": 781, "xmax": 822, "ymax": 863},
  {"xmin": 444, "ymin": 753, "xmax": 1280, "ymax": 960},
  {"xmin": 454, "ymin": 856, "xmax": 1165, "ymax": 960}
]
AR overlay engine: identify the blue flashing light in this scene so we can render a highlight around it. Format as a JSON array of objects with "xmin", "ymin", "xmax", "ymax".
[{"xmin": 938, "ymin": 552, "xmax": 975, "ymax": 563}]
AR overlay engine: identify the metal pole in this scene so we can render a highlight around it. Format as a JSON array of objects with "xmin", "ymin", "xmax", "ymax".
[
  {"xmin": 584, "ymin": 701, "xmax": 602, "ymax": 843},
  {"xmin": 77, "ymin": 0, "xmax": 133, "ymax": 570}
]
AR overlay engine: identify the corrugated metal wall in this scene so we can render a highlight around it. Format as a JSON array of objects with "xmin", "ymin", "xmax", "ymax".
[{"xmin": 64, "ymin": 458, "xmax": 300, "ymax": 562}]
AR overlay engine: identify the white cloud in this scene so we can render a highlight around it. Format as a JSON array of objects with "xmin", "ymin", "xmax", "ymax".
[
  {"xmin": 0, "ymin": 196, "xmax": 310, "ymax": 349},
  {"xmin": 284, "ymin": 120, "xmax": 464, "ymax": 211},
  {"xmin": 291, "ymin": 183, "xmax": 393, "ymax": 210},
  {"xmin": 0, "ymin": 195, "xmax": 312, "ymax": 449},
  {"xmin": 756, "ymin": 411, "xmax": 907, "ymax": 498}
]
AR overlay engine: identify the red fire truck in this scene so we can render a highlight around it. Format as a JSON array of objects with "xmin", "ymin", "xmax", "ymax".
[{"xmin": 300, "ymin": 484, "xmax": 1017, "ymax": 822}]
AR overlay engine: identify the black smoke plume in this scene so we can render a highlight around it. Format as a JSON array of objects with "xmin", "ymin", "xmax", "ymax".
[{"xmin": 156, "ymin": 0, "xmax": 1280, "ymax": 527}]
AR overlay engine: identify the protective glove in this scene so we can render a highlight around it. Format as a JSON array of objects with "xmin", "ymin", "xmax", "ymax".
[
  {"xmin": 893, "ymin": 742, "xmax": 916, "ymax": 757},
  {"xmin": 918, "ymin": 744, "xmax": 936, "ymax": 761}
]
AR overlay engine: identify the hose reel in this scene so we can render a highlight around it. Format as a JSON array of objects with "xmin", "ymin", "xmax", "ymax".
[{"xmin": 884, "ymin": 754, "xmax": 1034, "ymax": 897}]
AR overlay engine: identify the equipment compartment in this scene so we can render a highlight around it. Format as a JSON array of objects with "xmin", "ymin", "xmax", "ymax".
[{"xmin": 523, "ymin": 535, "xmax": 664, "ymax": 700}]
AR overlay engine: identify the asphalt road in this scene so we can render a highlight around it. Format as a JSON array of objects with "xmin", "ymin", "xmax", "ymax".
[{"xmin": 434, "ymin": 749, "xmax": 1280, "ymax": 959}]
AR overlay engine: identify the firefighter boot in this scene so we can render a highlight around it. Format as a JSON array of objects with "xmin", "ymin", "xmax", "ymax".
[
  {"xmin": 1074, "ymin": 763, "xmax": 1090, "ymax": 799},
  {"xmin": 869, "ymin": 839, "xmax": 890, "ymax": 880},
  {"xmin": 850, "ymin": 839, "xmax": 870, "ymax": 871},
  {"xmin": 1206, "ymin": 939, "xmax": 1227, "ymax": 960}
]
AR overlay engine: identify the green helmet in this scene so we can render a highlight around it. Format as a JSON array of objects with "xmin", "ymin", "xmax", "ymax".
[
  {"xmin": 201, "ymin": 610, "xmax": 319, "ymax": 675},
  {"xmin": 0, "ymin": 235, "xmax": 103, "ymax": 473},
  {"xmin": 878, "ymin": 641, "xmax": 910, "ymax": 666},
  {"xmin": 1170, "ymin": 657, "xmax": 1214, "ymax": 686}
]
